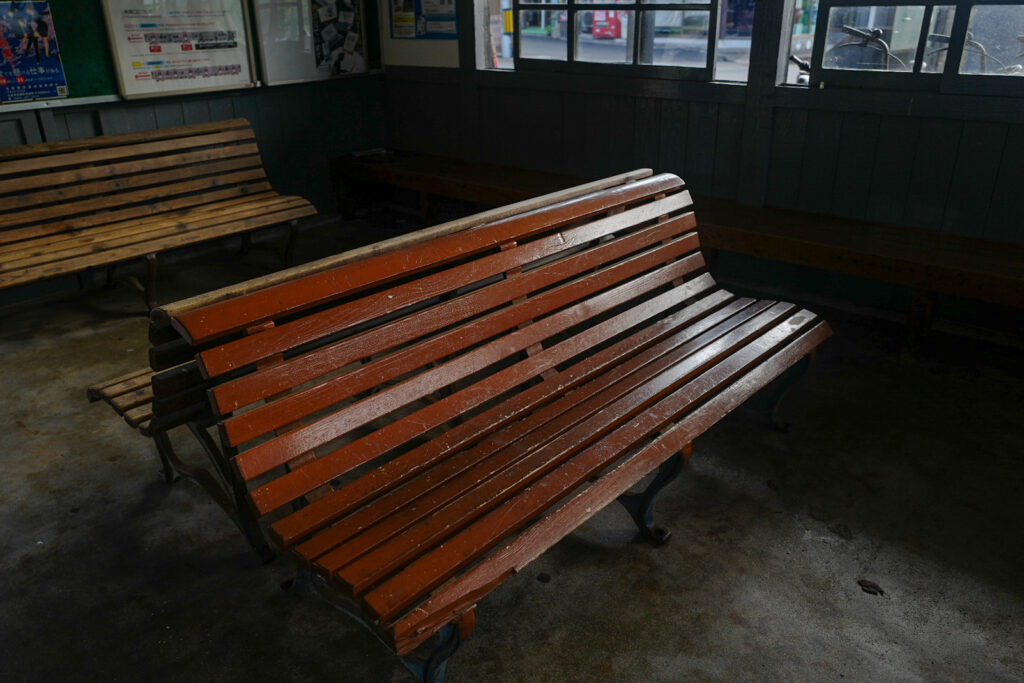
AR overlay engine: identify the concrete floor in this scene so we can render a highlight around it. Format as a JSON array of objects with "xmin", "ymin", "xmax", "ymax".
[{"xmin": 1, "ymin": 225, "xmax": 1022, "ymax": 682}]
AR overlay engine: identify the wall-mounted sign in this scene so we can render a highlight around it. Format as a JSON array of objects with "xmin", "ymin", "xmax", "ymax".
[
  {"xmin": 102, "ymin": 0, "xmax": 255, "ymax": 99},
  {"xmin": 0, "ymin": 2, "xmax": 67, "ymax": 104},
  {"xmin": 390, "ymin": 0, "xmax": 456, "ymax": 40}
]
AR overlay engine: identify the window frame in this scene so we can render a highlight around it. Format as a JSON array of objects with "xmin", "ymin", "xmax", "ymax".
[
  {"xmin": 806, "ymin": 0, "xmax": 1024, "ymax": 96},
  {"xmin": 511, "ymin": 0, "xmax": 724, "ymax": 81}
]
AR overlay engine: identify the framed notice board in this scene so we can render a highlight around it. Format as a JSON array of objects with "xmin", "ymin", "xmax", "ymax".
[
  {"xmin": 102, "ymin": 0, "xmax": 256, "ymax": 99},
  {"xmin": 253, "ymin": 0, "xmax": 367, "ymax": 85}
]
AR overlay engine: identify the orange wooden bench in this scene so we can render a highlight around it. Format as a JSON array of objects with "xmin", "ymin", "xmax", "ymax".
[
  {"xmin": 145, "ymin": 171, "xmax": 830, "ymax": 680},
  {"xmin": 0, "ymin": 118, "xmax": 316, "ymax": 309}
]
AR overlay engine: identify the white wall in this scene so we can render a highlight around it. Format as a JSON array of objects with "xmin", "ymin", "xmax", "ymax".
[{"xmin": 377, "ymin": 0, "xmax": 460, "ymax": 67}]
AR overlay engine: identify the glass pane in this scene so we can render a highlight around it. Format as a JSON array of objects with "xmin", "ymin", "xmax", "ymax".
[
  {"xmin": 822, "ymin": 5, "xmax": 925, "ymax": 72},
  {"xmin": 959, "ymin": 5, "xmax": 1024, "ymax": 75},
  {"xmin": 576, "ymin": 10, "xmax": 633, "ymax": 63},
  {"xmin": 715, "ymin": 0, "xmax": 755, "ymax": 81},
  {"xmin": 921, "ymin": 5, "xmax": 956, "ymax": 73},
  {"xmin": 519, "ymin": 8, "xmax": 568, "ymax": 60},
  {"xmin": 785, "ymin": 0, "xmax": 819, "ymax": 84},
  {"xmin": 477, "ymin": 0, "xmax": 514, "ymax": 69},
  {"xmin": 638, "ymin": 10, "xmax": 709, "ymax": 68}
]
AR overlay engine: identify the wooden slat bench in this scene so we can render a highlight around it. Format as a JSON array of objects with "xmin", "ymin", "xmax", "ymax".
[
  {"xmin": 0, "ymin": 118, "xmax": 317, "ymax": 309},
  {"xmin": 87, "ymin": 172, "xmax": 652, "ymax": 565},
  {"xmin": 139, "ymin": 170, "xmax": 830, "ymax": 680}
]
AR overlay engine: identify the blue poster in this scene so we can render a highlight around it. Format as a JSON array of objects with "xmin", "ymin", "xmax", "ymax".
[
  {"xmin": 0, "ymin": 2, "xmax": 67, "ymax": 103},
  {"xmin": 390, "ymin": 0, "xmax": 456, "ymax": 40}
]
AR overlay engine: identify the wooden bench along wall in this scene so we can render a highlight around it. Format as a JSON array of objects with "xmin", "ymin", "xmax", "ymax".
[
  {"xmin": 0, "ymin": 118, "xmax": 316, "ymax": 309},
  {"xmin": 140, "ymin": 171, "xmax": 830, "ymax": 681},
  {"xmin": 336, "ymin": 151, "xmax": 1024, "ymax": 342}
]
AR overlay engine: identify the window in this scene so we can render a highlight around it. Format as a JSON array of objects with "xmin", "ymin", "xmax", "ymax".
[
  {"xmin": 495, "ymin": 0, "xmax": 756, "ymax": 81},
  {"xmin": 805, "ymin": 1, "xmax": 1024, "ymax": 93}
]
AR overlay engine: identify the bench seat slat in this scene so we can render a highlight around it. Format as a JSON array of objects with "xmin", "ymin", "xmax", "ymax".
[
  {"xmin": 0, "ymin": 118, "xmax": 251, "ymax": 161},
  {"xmin": 2, "ymin": 153, "xmax": 264, "ymax": 212},
  {"xmin": 174, "ymin": 174, "xmax": 686, "ymax": 346},
  {"xmin": 0, "ymin": 192, "xmax": 280, "ymax": 255},
  {"xmin": 0, "ymin": 185, "xmax": 275, "ymax": 247},
  {"xmin": 0, "ymin": 202, "xmax": 314, "ymax": 289},
  {"xmin": 0, "ymin": 196, "xmax": 309, "ymax": 272},
  {"xmin": 272, "ymin": 288, "xmax": 738, "ymax": 549},
  {"xmin": 220, "ymin": 227, "xmax": 701, "ymax": 446},
  {"xmin": 0, "ymin": 142, "xmax": 261, "ymax": 198},
  {"xmin": 359, "ymin": 310, "xmax": 823, "ymax": 624},
  {"xmin": 387, "ymin": 321, "xmax": 831, "ymax": 654},
  {"xmin": 295, "ymin": 298, "xmax": 773, "ymax": 568},
  {"xmin": 321, "ymin": 304, "xmax": 797, "ymax": 595},
  {"xmin": 0, "ymin": 168, "xmax": 269, "ymax": 230},
  {"xmin": 0, "ymin": 127, "xmax": 255, "ymax": 176},
  {"xmin": 211, "ymin": 214, "xmax": 697, "ymax": 416},
  {"xmin": 234, "ymin": 253, "xmax": 707, "ymax": 488},
  {"xmin": 111, "ymin": 386, "xmax": 155, "ymax": 412},
  {"xmin": 199, "ymin": 186, "xmax": 692, "ymax": 377},
  {"xmin": 246, "ymin": 270, "xmax": 718, "ymax": 516}
]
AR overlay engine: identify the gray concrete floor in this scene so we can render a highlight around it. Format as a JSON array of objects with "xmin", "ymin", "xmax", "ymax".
[{"xmin": 1, "ymin": 224, "xmax": 1022, "ymax": 682}]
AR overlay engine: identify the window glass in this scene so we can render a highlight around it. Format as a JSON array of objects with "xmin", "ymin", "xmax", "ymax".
[
  {"xmin": 822, "ymin": 5, "xmax": 925, "ymax": 71},
  {"xmin": 715, "ymin": 0, "xmax": 755, "ymax": 80},
  {"xmin": 959, "ymin": 4, "xmax": 1024, "ymax": 75},
  {"xmin": 576, "ymin": 10, "xmax": 634, "ymax": 62},
  {"xmin": 921, "ymin": 5, "xmax": 956, "ymax": 72},
  {"xmin": 785, "ymin": 0, "xmax": 818, "ymax": 83},
  {"xmin": 638, "ymin": 10, "xmax": 710, "ymax": 67},
  {"xmin": 519, "ymin": 7, "xmax": 568, "ymax": 60}
]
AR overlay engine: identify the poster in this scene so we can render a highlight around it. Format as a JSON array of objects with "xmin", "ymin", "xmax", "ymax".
[
  {"xmin": 390, "ymin": 0, "xmax": 456, "ymax": 40},
  {"xmin": 312, "ymin": 0, "xmax": 365, "ymax": 76},
  {"xmin": 0, "ymin": 2, "xmax": 67, "ymax": 103},
  {"xmin": 102, "ymin": 0, "xmax": 254, "ymax": 99}
]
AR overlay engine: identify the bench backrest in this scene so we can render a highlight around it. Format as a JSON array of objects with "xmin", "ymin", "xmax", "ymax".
[
  {"xmin": 164, "ymin": 173, "xmax": 709, "ymax": 543},
  {"xmin": 0, "ymin": 118, "xmax": 269, "ymax": 250}
]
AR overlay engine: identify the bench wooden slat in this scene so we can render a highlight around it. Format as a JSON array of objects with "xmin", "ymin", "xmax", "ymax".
[
  {"xmin": 295, "ymin": 297, "xmax": 772, "ymax": 567},
  {"xmin": 0, "ymin": 203, "xmax": 314, "ymax": 289},
  {"xmin": 110, "ymin": 386, "xmax": 154, "ymax": 412},
  {"xmin": 87, "ymin": 367, "xmax": 153, "ymax": 398},
  {"xmin": 322, "ymin": 303, "xmax": 798, "ymax": 596},
  {"xmin": 211, "ymin": 213, "xmax": 697, "ymax": 416},
  {"xmin": 124, "ymin": 403, "xmax": 155, "ymax": 427},
  {"xmin": 246, "ymin": 269, "xmax": 718, "ymax": 516},
  {"xmin": 198, "ymin": 187, "xmax": 693, "ymax": 378},
  {"xmin": 387, "ymin": 321, "xmax": 831, "ymax": 654},
  {"xmin": 0, "ymin": 127, "xmax": 255, "ymax": 177},
  {"xmin": 0, "ymin": 196, "xmax": 308, "ymax": 271},
  {"xmin": 0, "ymin": 187, "xmax": 276, "ymax": 248},
  {"xmin": 234, "ymin": 251, "xmax": 708, "ymax": 488},
  {"xmin": 0, "ymin": 143, "xmax": 262, "ymax": 198},
  {"xmin": 359, "ymin": 309, "xmax": 822, "ymax": 624},
  {"xmin": 0, "ymin": 168, "xmax": 269, "ymax": 230},
  {"xmin": 4, "ymin": 153, "xmax": 264, "ymax": 213},
  {"xmin": 0, "ymin": 192, "xmax": 280, "ymax": 255},
  {"xmin": 218, "ymin": 226, "xmax": 700, "ymax": 446},
  {"xmin": 273, "ymin": 287, "xmax": 737, "ymax": 550},
  {"xmin": 0, "ymin": 118, "xmax": 252, "ymax": 161},
  {"xmin": 174, "ymin": 174, "xmax": 686, "ymax": 346}
]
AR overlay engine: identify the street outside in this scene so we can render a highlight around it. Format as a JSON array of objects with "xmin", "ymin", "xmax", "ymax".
[{"xmin": 519, "ymin": 33, "xmax": 751, "ymax": 81}]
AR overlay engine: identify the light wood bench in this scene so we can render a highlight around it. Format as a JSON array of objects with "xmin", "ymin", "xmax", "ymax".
[
  {"xmin": 0, "ymin": 118, "xmax": 316, "ymax": 309},
  {"xmin": 139, "ymin": 170, "xmax": 830, "ymax": 680}
]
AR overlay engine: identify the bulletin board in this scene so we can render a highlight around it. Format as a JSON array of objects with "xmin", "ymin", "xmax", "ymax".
[
  {"xmin": 102, "ymin": 0, "xmax": 256, "ymax": 99},
  {"xmin": 389, "ymin": 0, "xmax": 456, "ymax": 40},
  {"xmin": 253, "ymin": 0, "xmax": 367, "ymax": 85}
]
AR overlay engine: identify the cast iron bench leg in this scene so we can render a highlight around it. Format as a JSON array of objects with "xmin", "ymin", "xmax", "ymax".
[
  {"xmin": 152, "ymin": 431, "xmax": 178, "ymax": 484},
  {"xmin": 617, "ymin": 450, "xmax": 687, "ymax": 546},
  {"xmin": 283, "ymin": 568, "xmax": 463, "ymax": 683}
]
